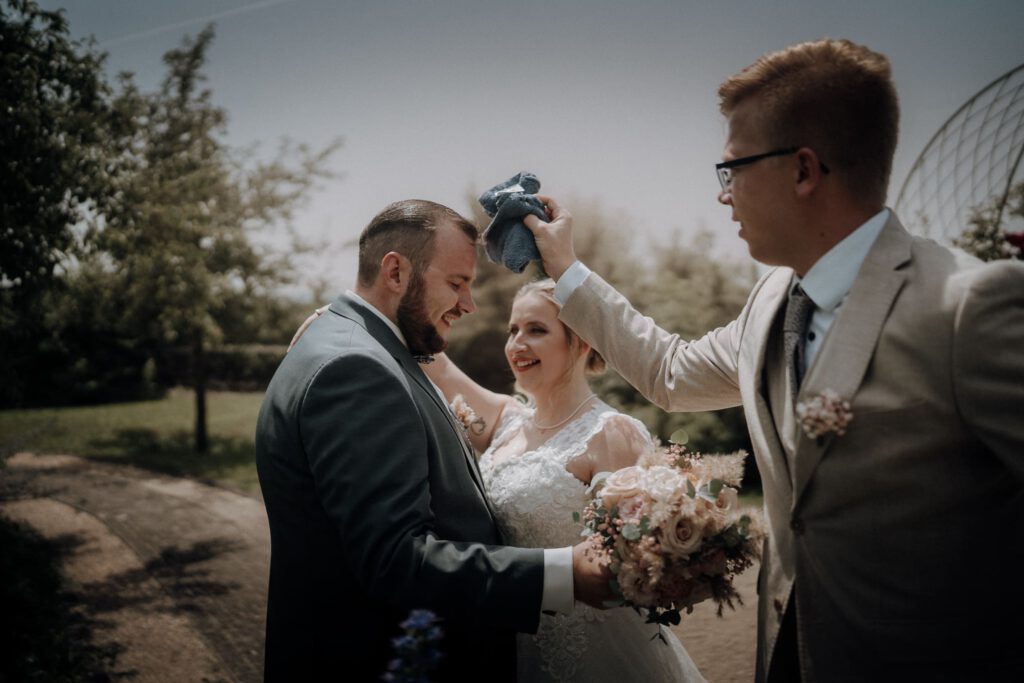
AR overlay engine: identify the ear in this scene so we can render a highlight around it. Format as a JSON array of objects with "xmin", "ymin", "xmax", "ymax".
[
  {"xmin": 380, "ymin": 251, "xmax": 412, "ymax": 294},
  {"xmin": 794, "ymin": 147, "xmax": 825, "ymax": 199}
]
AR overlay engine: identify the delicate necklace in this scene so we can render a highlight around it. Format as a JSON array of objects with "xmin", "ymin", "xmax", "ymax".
[{"xmin": 533, "ymin": 393, "xmax": 597, "ymax": 431}]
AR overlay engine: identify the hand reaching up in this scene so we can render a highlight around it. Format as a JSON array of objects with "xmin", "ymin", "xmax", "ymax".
[{"xmin": 523, "ymin": 195, "xmax": 578, "ymax": 281}]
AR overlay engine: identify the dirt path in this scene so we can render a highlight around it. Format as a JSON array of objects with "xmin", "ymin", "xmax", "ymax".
[
  {"xmin": 670, "ymin": 552, "xmax": 758, "ymax": 682},
  {"xmin": 1, "ymin": 452, "xmax": 757, "ymax": 682}
]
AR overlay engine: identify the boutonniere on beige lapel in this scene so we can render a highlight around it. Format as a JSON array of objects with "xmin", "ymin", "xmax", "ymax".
[
  {"xmin": 796, "ymin": 389, "xmax": 854, "ymax": 439},
  {"xmin": 450, "ymin": 394, "xmax": 486, "ymax": 436}
]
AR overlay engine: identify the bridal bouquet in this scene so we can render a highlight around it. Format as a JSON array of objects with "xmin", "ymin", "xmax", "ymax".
[{"xmin": 576, "ymin": 438, "xmax": 762, "ymax": 627}]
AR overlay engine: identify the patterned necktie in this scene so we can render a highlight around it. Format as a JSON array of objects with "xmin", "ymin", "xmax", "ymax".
[{"xmin": 783, "ymin": 284, "xmax": 815, "ymax": 400}]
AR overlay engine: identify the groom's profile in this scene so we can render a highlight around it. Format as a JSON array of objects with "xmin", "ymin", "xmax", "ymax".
[{"xmin": 255, "ymin": 200, "xmax": 605, "ymax": 682}]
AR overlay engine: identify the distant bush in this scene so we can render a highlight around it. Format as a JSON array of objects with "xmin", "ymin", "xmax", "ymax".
[
  {"xmin": 4, "ymin": 333, "xmax": 164, "ymax": 408},
  {"xmin": 159, "ymin": 344, "xmax": 287, "ymax": 391}
]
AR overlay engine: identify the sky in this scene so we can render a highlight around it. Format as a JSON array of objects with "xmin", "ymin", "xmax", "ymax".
[{"xmin": 41, "ymin": 0, "xmax": 1024, "ymax": 295}]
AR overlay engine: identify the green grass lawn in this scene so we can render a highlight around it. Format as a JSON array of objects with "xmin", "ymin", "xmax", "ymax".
[
  {"xmin": 0, "ymin": 389, "xmax": 265, "ymax": 493},
  {"xmin": 1, "ymin": 389, "xmax": 766, "ymax": 504}
]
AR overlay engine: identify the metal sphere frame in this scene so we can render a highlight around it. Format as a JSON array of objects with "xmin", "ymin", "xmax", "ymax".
[{"xmin": 894, "ymin": 62, "xmax": 1024, "ymax": 242}]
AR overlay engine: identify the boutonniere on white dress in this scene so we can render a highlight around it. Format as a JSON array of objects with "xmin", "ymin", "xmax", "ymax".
[
  {"xmin": 450, "ymin": 394, "xmax": 486, "ymax": 436},
  {"xmin": 796, "ymin": 389, "xmax": 853, "ymax": 439}
]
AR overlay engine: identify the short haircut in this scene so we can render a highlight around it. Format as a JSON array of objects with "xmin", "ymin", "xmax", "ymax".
[
  {"xmin": 718, "ymin": 38, "xmax": 900, "ymax": 206},
  {"xmin": 356, "ymin": 200, "xmax": 478, "ymax": 287}
]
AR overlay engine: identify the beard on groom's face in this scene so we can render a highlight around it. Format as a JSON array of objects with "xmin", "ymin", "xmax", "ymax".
[{"xmin": 396, "ymin": 269, "xmax": 448, "ymax": 357}]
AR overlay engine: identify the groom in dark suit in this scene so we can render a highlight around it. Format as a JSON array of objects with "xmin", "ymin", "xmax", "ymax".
[{"xmin": 256, "ymin": 200, "xmax": 606, "ymax": 681}]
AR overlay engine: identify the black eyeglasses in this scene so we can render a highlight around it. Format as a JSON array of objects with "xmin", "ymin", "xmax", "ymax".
[{"xmin": 715, "ymin": 147, "xmax": 829, "ymax": 191}]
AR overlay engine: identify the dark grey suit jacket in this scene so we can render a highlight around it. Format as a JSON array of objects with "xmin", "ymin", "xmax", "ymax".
[{"xmin": 256, "ymin": 293, "xmax": 545, "ymax": 681}]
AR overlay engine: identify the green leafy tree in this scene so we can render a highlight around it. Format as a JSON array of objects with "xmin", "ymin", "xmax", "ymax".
[
  {"xmin": 0, "ymin": 0, "xmax": 113, "ymax": 404},
  {"xmin": 91, "ymin": 26, "xmax": 339, "ymax": 451},
  {"xmin": 601, "ymin": 230, "xmax": 757, "ymax": 458},
  {"xmin": 0, "ymin": 0, "xmax": 109, "ymax": 293}
]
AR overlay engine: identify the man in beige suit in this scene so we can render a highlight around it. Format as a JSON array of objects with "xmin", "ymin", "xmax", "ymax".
[{"xmin": 525, "ymin": 39, "xmax": 1024, "ymax": 682}]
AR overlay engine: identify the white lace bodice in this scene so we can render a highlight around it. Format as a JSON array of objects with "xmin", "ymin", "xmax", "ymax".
[
  {"xmin": 479, "ymin": 402, "xmax": 625, "ymax": 548},
  {"xmin": 478, "ymin": 401, "xmax": 705, "ymax": 683}
]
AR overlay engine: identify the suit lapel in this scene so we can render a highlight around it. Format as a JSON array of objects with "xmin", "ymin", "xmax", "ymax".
[
  {"xmin": 395, "ymin": 353, "xmax": 492, "ymax": 500},
  {"xmin": 330, "ymin": 295, "xmax": 493, "ymax": 507},
  {"xmin": 742, "ymin": 269, "xmax": 794, "ymax": 503},
  {"xmin": 791, "ymin": 215, "xmax": 912, "ymax": 504}
]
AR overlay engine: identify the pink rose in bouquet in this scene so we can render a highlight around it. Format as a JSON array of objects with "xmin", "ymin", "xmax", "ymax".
[{"xmin": 576, "ymin": 442, "xmax": 762, "ymax": 627}]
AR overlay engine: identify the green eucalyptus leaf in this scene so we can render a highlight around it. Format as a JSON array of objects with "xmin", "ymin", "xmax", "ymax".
[
  {"xmin": 697, "ymin": 487, "xmax": 718, "ymax": 502},
  {"xmin": 669, "ymin": 429, "xmax": 689, "ymax": 445}
]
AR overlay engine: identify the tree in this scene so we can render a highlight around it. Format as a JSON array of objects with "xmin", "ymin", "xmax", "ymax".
[
  {"xmin": 92, "ymin": 26, "xmax": 339, "ymax": 452},
  {"xmin": 0, "ymin": 0, "xmax": 113, "ymax": 404},
  {"xmin": 606, "ymin": 230, "xmax": 757, "ymax": 459},
  {"xmin": 0, "ymin": 0, "xmax": 110, "ymax": 292}
]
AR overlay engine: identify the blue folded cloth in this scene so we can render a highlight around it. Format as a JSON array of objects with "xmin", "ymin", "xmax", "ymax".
[{"xmin": 478, "ymin": 172, "xmax": 546, "ymax": 273}]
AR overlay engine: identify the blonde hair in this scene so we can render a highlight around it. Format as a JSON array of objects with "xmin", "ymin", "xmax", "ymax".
[
  {"xmin": 718, "ymin": 38, "xmax": 899, "ymax": 207},
  {"xmin": 514, "ymin": 278, "xmax": 606, "ymax": 375}
]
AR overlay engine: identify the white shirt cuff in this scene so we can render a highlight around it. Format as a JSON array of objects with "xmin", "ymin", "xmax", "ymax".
[
  {"xmin": 541, "ymin": 547, "xmax": 574, "ymax": 615},
  {"xmin": 553, "ymin": 261, "xmax": 591, "ymax": 306}
]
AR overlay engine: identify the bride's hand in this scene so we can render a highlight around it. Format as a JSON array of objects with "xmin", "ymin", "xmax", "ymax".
[
  {"xmin": 571, "ymin": 541, "xmax": 615, "ymax": 609},
  {"xmin": 523, "ymin": 195, "xmax": 577, "ymax": 281}
]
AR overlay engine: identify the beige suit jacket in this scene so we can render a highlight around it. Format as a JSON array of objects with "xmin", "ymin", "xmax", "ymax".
[{"xmin": 560, "ymin": 214, "xmax": 1024, "ymax": 681}]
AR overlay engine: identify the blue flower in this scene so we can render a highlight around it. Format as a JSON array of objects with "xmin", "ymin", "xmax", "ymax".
[
  {"xmin": 380, "ymin": 609, "xmax": 444, "ymax": 682},
  {"xmin": 391, "ymin": 635, "xmax": 418, "ymax": 652},
  {"xmin": 401, "ymin": 609, "xmax": 439, "ymax": 631}
]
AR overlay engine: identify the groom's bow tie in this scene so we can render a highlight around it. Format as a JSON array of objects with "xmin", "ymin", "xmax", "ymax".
[{"xmin": 413, "ymin": 354, "xmax": 435, "ymax": 364}]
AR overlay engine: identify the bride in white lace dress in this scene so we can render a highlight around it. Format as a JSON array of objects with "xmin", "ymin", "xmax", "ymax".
[{"xmin": 424, "ymin": 279, "xmax": 705, "ymax": 682}]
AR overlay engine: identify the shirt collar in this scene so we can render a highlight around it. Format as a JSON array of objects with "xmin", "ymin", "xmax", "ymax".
[
  {"xmin": 346, "ymin": 290, "xmax": 407, "ymax": 348},
  {"xmin": 797, "ymin": 208, "xmax": 889, "ymax": 311}
]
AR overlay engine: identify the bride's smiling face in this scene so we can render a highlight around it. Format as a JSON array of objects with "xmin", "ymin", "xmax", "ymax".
[{"xmin": 505, "ymin": 291, "xmax": 586, "ymax": 395}]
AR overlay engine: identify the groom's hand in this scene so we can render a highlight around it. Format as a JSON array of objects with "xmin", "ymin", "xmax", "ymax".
[
  {"xmin": 571, "ymin": 542, "xmax": 615, "ymax": 609},
  {"xmin": 524, "ymin": 195, "xmax": 577, "ymax": 281}
]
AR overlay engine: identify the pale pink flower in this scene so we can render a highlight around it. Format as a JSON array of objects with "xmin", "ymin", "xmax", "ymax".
[
  {"xmin": 644, "ymin": 466, "xmax": 686, "ymax": 502},
  {"xmin": 660, "ymin": 510, "xmax": 704, "ymax": 555},
  {"xmin": 617, "ymin": 495, "xmax": 645, "ymax": 522},
  {"xmin": 450, "ymin": 394, "xmax": 485, "ymax": 435},
  {"xmin": 600, "ymin": 466, "xmax": 645, "ymax": 506},
  {"xmin": 714, "ymin": 487, "xmax": 739, "ymax": 514},
  {"xmin": 796, "ymin": 389, "xmax": 854, "ymax": 439}
]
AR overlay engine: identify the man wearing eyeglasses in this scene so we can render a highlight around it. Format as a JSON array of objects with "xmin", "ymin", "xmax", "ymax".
[{"xmin": 526, "ymin": 38, "xmax": 1024, "ymax": 682}]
